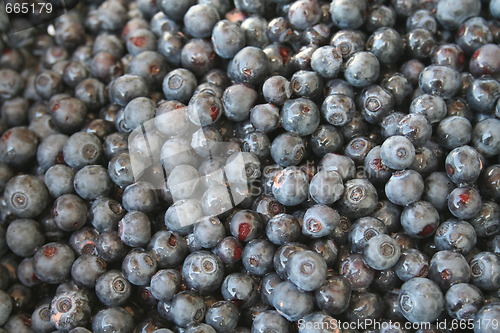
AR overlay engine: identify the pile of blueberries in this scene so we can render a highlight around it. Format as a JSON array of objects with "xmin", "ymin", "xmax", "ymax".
[{"xmin": 0, "ymin": 0, "xmax": 500, "ymax": 332}]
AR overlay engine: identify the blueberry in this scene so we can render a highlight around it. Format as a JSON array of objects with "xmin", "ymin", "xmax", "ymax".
[
  {"xmin": 31, "ymin": 301, "xmax": 54, "ymax": 333},
  {"xmin": 472, "ymin": 118, "xmax": 500, "ymax": 158},
  {"xmin": 122, "ymin": 181, "xmax": 159, "ymax": 214},
  {"xmin": 310, "ymin": 46, "xmax": 342, "ymax": 79},
  {"xmin": 397, "ymin": 113, "xmax": 432, "ymax": 147},
  {"xmin": 150, "ymin": 269, "xmax": 181, "ymax": 302},
  {"xmin": 399, "ymin": 277, "xmax": 444, "ymax": 323},
  {"xmin": 385, "ymin": 170, "xmax": 424, "ymax": 206},
  {"xmin": 469, "ymin": 43, "xmax": 500, "ymax": 78},
  {"xmin": 363, "ymin": 234, "xmax": 401, "ymax": 271},
  {"xmin": 309, "ymin": 169, "xmax": 344, "ymax": 205},
  {"xmin": 205, "ymin": 301, "xmax": 239, "ymax": 333},
  {"xmin": 339, "ymin": 179, "xmax": 379, "ymax": 218},
  {"xmin": 272, "ymin": 167, "xmax": 310, "ymax": 206},
  {"xmin": 148, "ymin": 230, "xmax": 189, "ymax": 268},
  {"xmin": 428, "ymin": 250, "xmax": 471, "ymax": 290},
  {"xmin": 401, "ymin": 200, "xmax": 440, "ymax": 238},
  {"xmin": 228, "ymin": 47, "xmax": 270, "ymax": 86},
  {"xmin": 395, "ymin": 248, "xmax": 430, "ymax": 281},
  {"xmin": 49, "ymin": 291, "xmax": 91, "ymax": 331},
  {"xmin": 340, "ymin": 253, "xmax": 375, "ymax": 291},
  {"xmin": 448, "ymin": 186, "xmax": 483, "ymax": 219},
  {"xmin": 6, "ymin": 219, "xmax": 45, "ymax": 257},
  {"xmin": 330, "ymin": 0, "xmax": 367, "ymax": 29},
  {"xmin": 344, "ymin": 51, "xmax": 380, "ymax": 88},
  {"xmin": 71, "ymin": 254, "xmax": 107, "ymax": 288},
  {"xmin": 33, "ymin": 242, "xmax": 75, "ymax": 284},
  {"xmin": 271, "ymin": 280, "xmax": 314, "ymax": 321},
  {"xmin": 367, "ymin": 27, "xmax": 404, "ymax": 65},
  {"xmin": 469, "ymin": 252, "xmax": 500, "ymax": 291},
  {"xmin": 434, "ymin": 219, "xmax": 477, "ymax": 255},
  {"xmin": 0, "ymin": 290, "xmax": 12, "ymax": 326},
  {"xmin": 445, "ymin": 283, "xmax": 483, "ymax": 320},
  {"xmin": 222, "ymin": 84, "xmax": 258, "ymax": 122},
  {"xmin": 321, "ymin": 93, "xmax": 356, "ymax": 127},
  {"xmin": 469, "ymin": 201, "xmax": 500, "ymax": 238},
  {"xmin": 230, "ymin": 209, "xmax": 264, "ymax": 242},
  {"xmin": 286, "ymin": 250, "xmax": 327, "ymax": 291},
  {"xmin": 251, "ymin": 310, "xmax": 289, "ymax": 333},
  {"xmin": 52, "ymin": 194, "xmax": 87, "ymax": 232},
  {"xmin": 0, "ymin": 127, "xmax": 39, "ymax": 168},
  {"xmin": 182, "ymin": 251, "xmax": 225, "ymax": 293},
  {"xmin": 96, "ymin": 230, "xmax": 127, "ymax": 263},
  {"xmin": 92, "ymin": 306, "xmax": 134, "ymax": 333},
  {"xmin": 95, "ymin": 270, "xmax": 131, "ymax": 306},
  {"xmin": 118, "ymin": 211, "xmax": 151, "ymax": 247},
  {"xmin": 302, "ymin": 204, "xmax": 340, "ymax": 239},
  {"xmin": 436, "ymin": 0, "xmax": 481, "ymax": 30},
  {"xmin": 281, "ymin": 98, "xmax": 320, "ymax": 136},
  {"xmin": 212, "ymin": 20, "xmax": 246, "ymax": 59},
  {"xmin": 221, "ymin": 273, "xmax": 259, "ymax": 308},
  {"xmin": 358, "ymin": 84, "xmax": 395, "ymax": 125},
  {"xmin": 4, "ymin": 174, "xmax": 49, "ymax": 218},
  {"xmin": 437, "ymin": 116, "xmax": 472, "ymax": 150}
]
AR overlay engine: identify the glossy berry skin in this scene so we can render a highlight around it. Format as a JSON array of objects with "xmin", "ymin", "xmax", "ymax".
[
  {"xmin": 266, "ymin": 214, "xmax": 300, "ymax": 246},
  {"xmin": 446, "ymin": 145, "xmax": 484, "ymax": 185},
  {"xmin": 434, "ymin": 219, "xmax": 477, "ymax": 255},
  {"xmin": 273, "ymin": 243, "xmax": 308, "ymax": 279},
  {"xmin": 221, "ymin": 273, "xmax": 259, "ymax": 308},
  {"xmin": 344, "ymin": 51, "xmax": 380, "ymax": 88},
  {"xmin": 410, "ymin": 94, "xmax": 447, "ymax": 124},
  {"xmin": 302, "ymin": 204, "xmax": 340, "ymax": 239},
  {"xmin": 398, "ymin": 277, "xmax": 444, "ymax": 323},
  {"xmin": 348, "ymin": 216, "xmax": 388, "ymax": 254},
  {"xmin": 252, "ymin": 310, "xmax": 289, "ymax": 333},
  {"xmin": 71, "ymin": 254, "xmax": 107, "ymax": 288},
  {"xmin": 50, "ymin": 291, "xmax": 91, "ymax": 331},
  {"xmin": 385, "ymin": 170, "xmax": 424, "ymax": 206},
  {"xmin": 242, "ymin": 239, "xmax": 274, "ymax": 276},
  {"xmin": 309, "ymin": 169, "xmax": 344, "ymax": 205},
  {"xmin": 148, "ymin": 231, "xmax": 189, "ymax": 268},
  {"xmin": 121, "ymin": 249, "xmax": 158, "ymax": 286},
  {"xmin": 338, "ymin": 179, "xmax": 378, "ymax": 218},
  {"xmin": 367, "ymin": 27, "xmax": 404, "ymax": 65},
  {"xmin": 401, "ymin": 201, "xmax": 440, "ymax": 239},
  {"xmin": 272, "ymin": 167, "xmax": 310, "ymax": 207},
  {"xmin": 315, "ymin": 275, "xmax": 351, "ymax": 315},
  {"xmin": 469, "ymin": 252, "xmax": 500, "ymax": 291},
  {"xmin": 0, "ymin": 127, "xmax": 39, "ymax": 167},
  {"xmin": 469, "ymin": 201, "xmax": 500, "ymax": 238},
  {"xmin": 182, "ymin": 251, "xmax": 225, "ymax": 293},
  {"xmin": 472, "ymin": 118, "xmax": 500, "ymax": 158},
  {"xmin": 92, "ymin": 306, "xmax": 134, "ymax": 333},
  {"xmin": 63, "ymin": 132, "xmax": 103, "ymax": 170},
  {"xmin": 469, "ymin": 44, "xmax": 500, "ymax": 78},
  {"xmin": 310, "ymin": 46, "xmax": 342, "ymax": 79},
  {"xmin": 330, "ymin": 0, "xmax": 367, "ymax": 30},
  {"xmin": 394, "ymin": 249, "xmax": 430, "ymax": 282},
  {"xmin": 271, "ymin": 281, "xmax": 314, "ymax": 321},
  {"xmin": 380, "ymin": 135, "xmax": 416, "ymax": 170},
  {"xmin": 424, "ymin": 172, "xmax": 455, "ymax": 211},
  {"xmin": 358, "ymin": 85, "xmax": 394, "ymax": 125},
  {"xmin": 204, "ymin": 300, "xmax": 239, "ymax": 333},
  {"xmin": 340, "ymin": 253, "xmax": 375, "ymax": 291},
  {"xmin": 118, "ymin": 211, "xmax": 151, "ymax": 247},
  {"xmin": 270, "ymin": 133, "xmax": 305, "ymax": 167},
  {"xmin": 262, "ymin": 76, "xmax": 292, "ymax": 107},
  {"xmin": 95, "ymin": 270, "xmax": 131, "ymax": 306},
  {"xmin": 286, "ymin": 250, "xmax": 327, "ymax": 291},
  {"xmin": 230, "ymin": 210, "xmax": 264, "ymax": 243},
  {"xmin": 281, "ymin": 98, "xmax": 320, "ymax": 136},
  {"xmin": 437, "ymin": 116, "xmax": 472, "ymax": 150},
  {"xmin": 228, "ymin": 46, "xmax": 269, "ymax": 86},
  {"xmin": 447, "ymin": 187, "xmax": 482, "ymax": 220},
  {"xmin": 474, "ymin": 303, "xmax": 500, "ymax": 333},
  {"xmin": 321, "ymin": 93, "xmax": 355, "ymax": 127},
  {"xmin": 445, "ymin": 283, "xmax": 483, "ymax": 320},
  {"xmin": 406, "ymin": 28, "xmax": 437, "ymax": 60},
  {"xmin": 428, "ymin": 250, "xmax": 471, "ymax": 290},
  {"xmin": 150, "ymin": 269, "xmax": 181, "ymax": 302},
  {"xmin": 363, "ymin": 234, "xmax": 401, "ymax": 271},
  {"xmin": 33, "ymin": 242, "xmax": 75, "ymax": 284}
]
